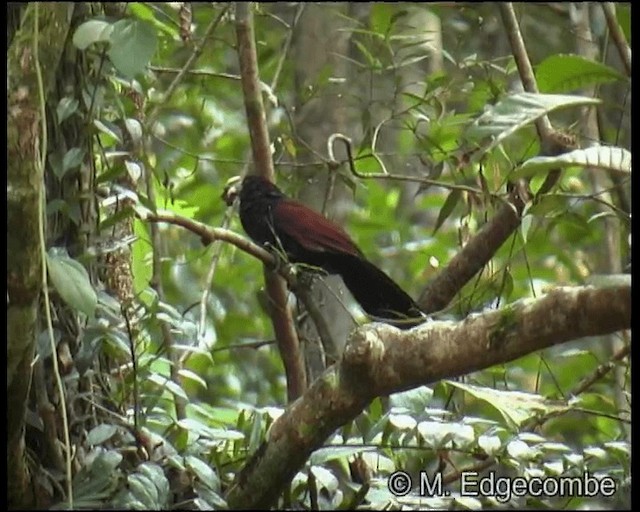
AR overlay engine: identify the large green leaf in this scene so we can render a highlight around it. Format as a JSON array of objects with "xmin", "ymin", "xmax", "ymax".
[
  {"xmin": 46, "ymin": 249, "xmax": 97, "ymax": 318},
  {"xmin": 72, "ymin": 19, "xmax": 113, "ymax": 50},
  {"xmin": 108, "ymin": 19, "xmax": 157, "ymax": 78},
  {"xmin": 536, "ymin": 54, "xmax": 626, "ymax": 93},
  {"xmin": 445, "ymin": 381, "xmax": 568, "ymax": 429}
]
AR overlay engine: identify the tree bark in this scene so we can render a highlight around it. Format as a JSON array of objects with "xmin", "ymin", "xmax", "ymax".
[
  {"xmin": 226, "ymin": 283, "xmax": 630, "ymax": 509},
  {"xmin": 7, "ymin": 3, "xmax": 74, "ymax": 508}
]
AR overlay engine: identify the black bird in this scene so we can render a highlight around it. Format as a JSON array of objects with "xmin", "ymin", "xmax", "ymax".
[{"xmin": 226, "ymin": 175, "xmax": 425, "ymax": 329}]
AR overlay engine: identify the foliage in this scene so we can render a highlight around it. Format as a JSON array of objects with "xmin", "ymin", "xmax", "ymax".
[{"xmin": 18, "ymin": 2, "xmax": 630, "ymax": 510}]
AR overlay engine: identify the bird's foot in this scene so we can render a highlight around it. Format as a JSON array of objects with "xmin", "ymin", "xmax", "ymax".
[{"xmin": 264, "ymin": 242, "xmax": 290, "ymax": 273}]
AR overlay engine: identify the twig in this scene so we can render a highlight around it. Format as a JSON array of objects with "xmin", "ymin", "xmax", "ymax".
[
  {"xmin": 499, "ymin": 4, "xmax": 553, "ymax": 140},
  {"xmin": 270, "ymin": 4, "xmax": 305, "ymax": 92},
  {"xmin": 142, "ymin": 210, "xmax": 274, "ymax": 265},
  {"xmin": 601, "ymin": 3, "xmax": 631, "ymax": 77},
  {"xmin": 150, "ymin": 66, "xmax": 243, "ymax": 81},
  {"xmin": 571, "ymin": 343, "xmax": 630, "ymax": 396},
  {"xmin": 329, "ymin": 133, "xmax": 490, "ymax": 197},
  {"xmin": 235, "ymin": 2, "xmax": 306, "ymax": 400},
  {"xmin": 161, "ymin": 6, "xmax": 229, "ymax": 106}
]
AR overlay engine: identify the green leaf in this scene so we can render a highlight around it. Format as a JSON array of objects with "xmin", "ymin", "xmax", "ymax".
[
  {"xmin": 127, "ymin": 473, "xmax": 159, "ymax": 508},
  {"xmin": 513, "ymin": 146, "xmax": 631, "ymax": 179},
  {"xmin": 178, "ymin": 368, "xmax": 207, "ymax": 390},
  {"xmin": 87, "ymin": 424, "xmax": 119, "ymax": 446},
  {"xmin": 615, "ymin": 4, "xmax": 631, "ymax": 44},
  {"xmin": 446, "ymin": 381, "xmax": 567, "ymax": 429},
  {"xmin": 536, "ymin": 54, "xmax": 626, "ymax": 93},
  {"xmin": 73, "ymin": 19, "xmax": 113, "ymax": 50},
  {"xmin": 147, "ymin": 373, "xmax": 189, "ymax": 400},
  {"xmin": 370, "ymin": 3, "xmax": 396, "ymax": 36},
  {"xmin": 417, "ymin": 421, "xmax": 475, "ymax": 449},
  {"xmin": 62, "ymin": 147, "xmax": 85, "ymax": 175},
  {"xmin": 138, "ymin": 464, "xmax": 171, "ymax": 501},
  {"xmin": 526, "ymin": 195, "xmax": 570, "ymax": 217},
  {"xmin": 310, "ymin": 465, "xmax": 339, "ymax": 493},
  {"xmin": 46, "ymin": 249, "xmax": 97, "ymax": 318},
  {"xmin": 389, "ymin": 386, "xmax": 433, "ymax": 415},
  {"xmin": 433, "ymin": 189, "xmax": 462, "ymax": 235},
  {"xmin": 56, "ymin": 97, "xmax": 79, "ymax": 124},
  {"xmin": 125, "ymin": 160, "xmax": 143, "ymax": 182},
  {"xmin": 520, "ymin": 214, "xmax": 532, "ymax": 244},
  {"xmin": 94, "ymin": 119, "xmax": 122, "ymax": 146},
  {"xmin": 185, "ymin": 455, "xmax": 221, "ymax": 491},
  {"xmin": 177, "ymin": 418, "xmax": 245, "ymax": 441},
  {"xmin": 37, "ymin": 328, "xmax": 62, "ymax": 359},
  {"xmin": 108, "ymin": 19, "xmax": 157, "ymax": 78},
  {"xmin": 91, "ymin": 449, "xmax": 123, "ymax": 473},
  {"xmin": 506, "ymin": 439, "xmax": 539, "ymax": 461},
  {"xmin": 466, "ymin": 93, "xmax": 600, "ymax": 154},
  {"xmin": 478, "ymin": 434, "xmax": 502, "ymax": 455},
  {"xmin": 128, "ymin": 2, "xmax": 180, "ymax": 38}
]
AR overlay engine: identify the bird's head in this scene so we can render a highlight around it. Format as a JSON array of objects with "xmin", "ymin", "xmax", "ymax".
[
  {"xmin": 222, "ymin": 175, "xmax": 284, "ymax": 207},
  {"xmin": 221, "ymin": 175, "xmax": 243, "ymax": 206}
]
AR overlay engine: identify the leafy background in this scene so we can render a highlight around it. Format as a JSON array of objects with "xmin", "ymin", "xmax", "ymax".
[{"xmin": 16, "ymin": 3, "xmax": 630, "ymax": 510}]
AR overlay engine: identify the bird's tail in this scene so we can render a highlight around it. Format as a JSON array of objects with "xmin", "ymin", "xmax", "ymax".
[{"xmin": 330, "ymin": 254, "xmax": 425, "ymax": 329}]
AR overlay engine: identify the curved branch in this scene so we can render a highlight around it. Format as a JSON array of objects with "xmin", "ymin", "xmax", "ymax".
[
  {"xmin": 226, "ymin": 283, "xmax": 630, "ymax": 509},
  {"xmin": 142, "ymin": 210, "xmax": 274, "ymax": 265}
]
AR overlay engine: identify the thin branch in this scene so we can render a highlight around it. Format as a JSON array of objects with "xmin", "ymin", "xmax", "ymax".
[
  {"xmin": 499, "ymin": 3, "xmax": 553, "ymax": 140},
  {"xmin": 161, "ymin": 6, "xmax": 229, "ymax": 106},
  {"xmin": 33, "ymin": 6, "xmax": 73, "ymax": 506},
  {"xmin": 149, "ymin": 66, "xmax": 243, "ymax": 80},
  {"xmin": 329, "ymin": 133, "xmax": 490, "ymax": 197},
  {"xmin": 571, "ymin": 341, "xmax": 629, "ymax": 396},
  {"xmin": 601, "ymin": 3, "xmax": 631, "ymax": 77},
  {"xmin": 235, "ymin": 2, "xmax": 306, "ymax": 400},
  {"xmin": 142, "ymin": 210, "xmax": 274, "ymax": 265},
  {"xmin": 270, "ymin": 3, "xmax": 305, "ymax": 92}
]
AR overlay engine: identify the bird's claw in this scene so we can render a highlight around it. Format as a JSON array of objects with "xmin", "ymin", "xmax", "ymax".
[{"xmin": 264, "ymin": 242, "xmax": 289, "ymax": 273}]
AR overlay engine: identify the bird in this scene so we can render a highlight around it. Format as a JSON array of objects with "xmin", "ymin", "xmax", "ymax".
[{"xmin": 224, "ymin": 175, "xmax": 425, "ymax": 329}]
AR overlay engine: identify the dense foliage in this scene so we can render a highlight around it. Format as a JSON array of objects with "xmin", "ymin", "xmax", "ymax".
[{"xmin": 8, "ymin": 3, "xmax": 630, "ymax": 510}]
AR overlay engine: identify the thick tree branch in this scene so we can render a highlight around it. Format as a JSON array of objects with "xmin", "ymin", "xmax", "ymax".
[
  {"xmin": 226, "ymin": 283, "xmax": 630, "ymax": 509},
  {"xmin": 418, "ymin": 187, "xmax": 528, "ymax": 313},
  {"xmin": 418, "ymin": 4, "xmax": 574, "ymax": 313}
]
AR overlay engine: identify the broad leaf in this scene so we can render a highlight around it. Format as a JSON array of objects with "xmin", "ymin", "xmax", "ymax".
[
  {"xmin": 108, "ymin": 19, "xmax": 157, "ymax": 78},
  {"xmin": 536, "ymin": 54, "xmax": 626, "ymax": 93},
  {"xmin": 513, "ymin": 146, "xmax": 631, "ymax": 179},
  {"xmin": 467, "ymin": 93, "xmax": 600, "ymax": 154},
  {"xmin": 46, "ymin": 249, "xmax": 97, "ymax": 318},
  {"xmin": 73, "ymin": 20, "xmax": 113, "ymax": 50}
]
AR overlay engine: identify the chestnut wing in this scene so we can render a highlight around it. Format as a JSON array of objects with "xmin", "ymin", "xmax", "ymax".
[{"xmin": 272, "ymin": 200, "xmax": 363, "ymax": 258}]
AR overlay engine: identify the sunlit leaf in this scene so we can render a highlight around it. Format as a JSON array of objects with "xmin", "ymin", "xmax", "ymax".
[
  {"xmin": 73, "ymin": 19, "xmax": 113, "ymax": 50},
  {"xmin": 467, "ymin": 93, "xmax": 600, "ymax": 154},
  {"xmin": 536, "ymin": 54, "xmax": 626, "ymax": 93}
]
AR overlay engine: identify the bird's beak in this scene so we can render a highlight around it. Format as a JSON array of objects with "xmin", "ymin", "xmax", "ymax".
[{"xmin": 222, "ymin": 175, "xmax": 243, "ymax": 206}]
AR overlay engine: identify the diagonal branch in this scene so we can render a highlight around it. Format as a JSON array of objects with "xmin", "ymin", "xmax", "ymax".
[
  {"xmin": 226, "ymin": 283, "xmax": 630, "ymax": 509},
  {"xmin": 418, "ymin": 3, "xmax": 573, "ymax": 313}
]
